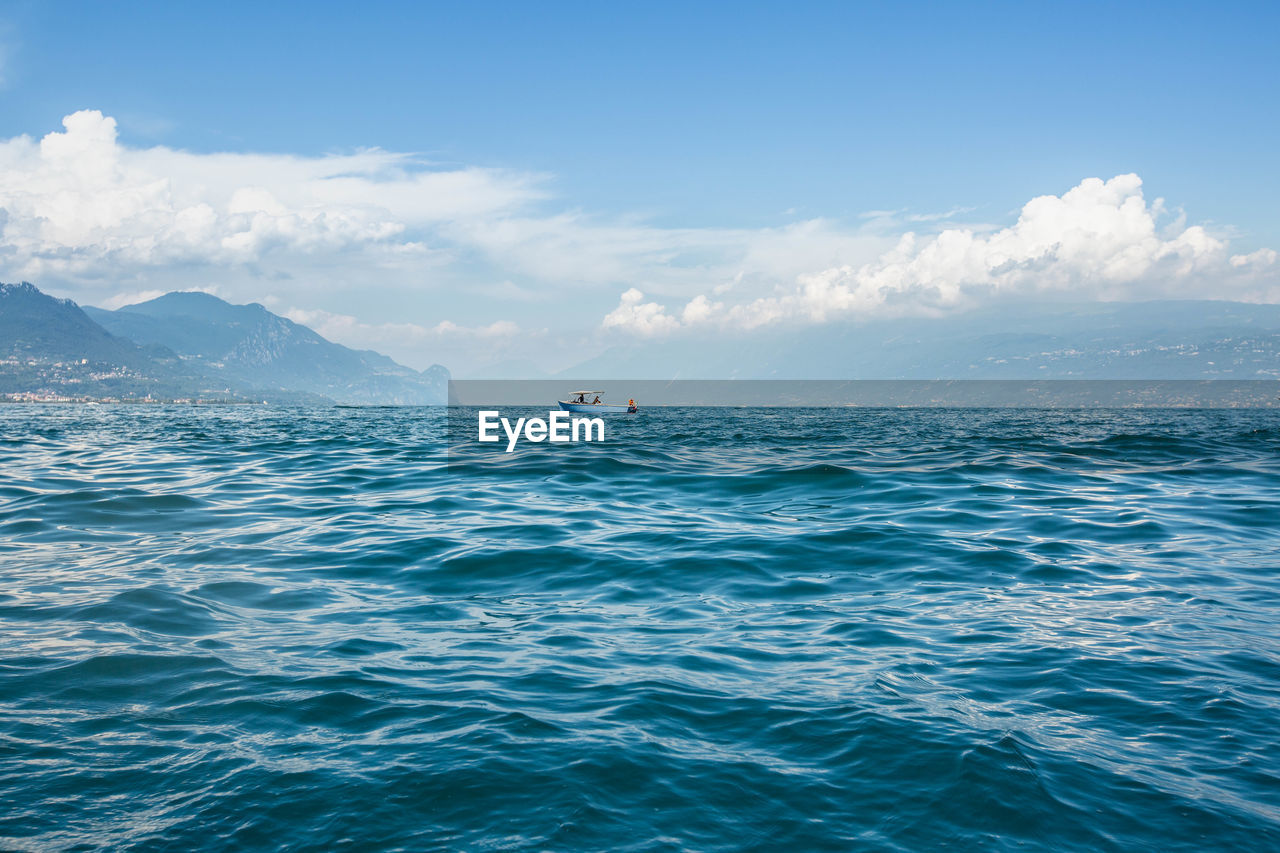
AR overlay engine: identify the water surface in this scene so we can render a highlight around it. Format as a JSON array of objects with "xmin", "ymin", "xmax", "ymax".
[{"xmin": 2, "ymin": 405, "xmax": 1279, "ymax": 850}]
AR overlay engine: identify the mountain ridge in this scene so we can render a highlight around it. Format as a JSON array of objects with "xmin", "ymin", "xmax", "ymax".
[
  {"xmin": 1, "ymin": 283, "xmax": 448, "ymax": 404},
  {"xmin": 556, "ymin": 299, "xmax": 1280, "ymax": 380}
]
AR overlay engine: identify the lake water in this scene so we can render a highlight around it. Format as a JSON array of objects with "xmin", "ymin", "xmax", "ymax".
[{"xmin": 2, "ymin": 405, "xmax": 1279, "ymax": 850}]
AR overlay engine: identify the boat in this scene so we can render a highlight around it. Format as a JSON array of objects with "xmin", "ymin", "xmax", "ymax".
[{"xmin": 557, "ymin": 391, "xmax": 637, "ymax": 414}]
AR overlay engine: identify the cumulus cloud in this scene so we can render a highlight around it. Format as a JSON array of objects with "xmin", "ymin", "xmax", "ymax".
[
  {"xmin": 0, "ymin": 111, "xmax": 880, "ymax": 317},
  {"xmin": 0, "ymin": 110, "xmax": 543, "ymax": 282},
  {"xmin": 3, "ymin": 112, "xmax": 1275, "ymax": 370},
  {"xmin": 601, "ymin": 174, "xmax": 1278, "ymax": 335},
  {"xmin": 601, "ymin": 289, "xmax": 720, "ymax": 335},
  {"xmin": 1231, "ymin": 248, "xmax": 1278, "ymax": 269},
  {"xmin": 681, "ymin": 293, "xmax": 720, "ymax": 325},
  {"xmin": 602, "ymin": 288, "xmax": 681, "ymax": 336}
]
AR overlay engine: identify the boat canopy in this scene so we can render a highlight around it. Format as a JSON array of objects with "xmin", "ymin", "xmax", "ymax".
[{"xmin": 567, "ymin": 390, "xmax": 604, "ymax": 395}]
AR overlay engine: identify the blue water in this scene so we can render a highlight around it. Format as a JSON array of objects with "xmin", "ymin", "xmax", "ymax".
[{"xmin": 2, "ymin": 405, "xmax": 1280, "ymax": 851}]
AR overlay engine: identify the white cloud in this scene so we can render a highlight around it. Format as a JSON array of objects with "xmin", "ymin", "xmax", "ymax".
[
  {"xmin": 0, "ymin": 110, "xmax": 543, "ymax": 282},
  {"xmin": 1231, "ymin": 248, "xmax": 1278, "ymax": 269},
  {"xmin": 284, "ymin": 307, "xmax": 519, "ymax": 349},
  {"xmin": 0, "ymin": 111, "xmax": 882, "ymax": 348},
  {"xmin": 681, "ymin": 294, "xmax": 719, "ymax": 325},
  {"xmin": 284, "ymin": 307, "xmax": 428, "ymax": 347},
  {"xmin": 602, "ymin": 288, "xmax": 680, "ymax": 336},
  {"xmin": 430, "ymin": 319, "xmax": 520, "ymax": 338},
  {"xmin": 604, "ymin": 174, "xmax": 1278, "ymax": 335},
  {"xmin": 2, "ymin": 112, "xmax": 1275, "ymax": 370},
  {"xmin": 439, "ymin": 210, "xmax": 891, "ymax": 298}
]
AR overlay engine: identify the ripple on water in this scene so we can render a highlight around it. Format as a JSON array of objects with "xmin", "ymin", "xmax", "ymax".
[{"xmin": 1, "ymin": 405, "xmax": 1279, "ymax": 851}]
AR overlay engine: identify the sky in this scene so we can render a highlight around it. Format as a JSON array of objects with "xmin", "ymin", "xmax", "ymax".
[{"xmin": 0, "ymin": 0, "xmax": 1277, "ymax": 374}]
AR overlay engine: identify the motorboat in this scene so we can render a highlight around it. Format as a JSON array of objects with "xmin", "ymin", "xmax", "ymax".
[{"xmin": 557, "ymin": 391, "xmax": 637, "ymax": 413}]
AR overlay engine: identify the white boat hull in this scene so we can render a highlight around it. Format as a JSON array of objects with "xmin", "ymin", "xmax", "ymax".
[{"xmin": 558, "ymin": 401, "xmax": 636, "ymax": 414}]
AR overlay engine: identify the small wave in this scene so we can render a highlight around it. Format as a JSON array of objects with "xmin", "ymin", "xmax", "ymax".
[{"xmin": 2, "ymin": 405, "xmax": 1279, "ymax": 850}]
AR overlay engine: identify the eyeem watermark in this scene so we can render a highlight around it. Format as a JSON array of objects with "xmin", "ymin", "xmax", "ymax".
[{"xmin": 478, "ymin": 410, "xmax": 605, "ymax": 452}]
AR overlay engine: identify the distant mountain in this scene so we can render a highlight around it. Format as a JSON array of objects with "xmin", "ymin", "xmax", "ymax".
[
  {"xmin": 1, "ymin": 282, "xmax": 155, "ymax": 366},
  {"xmin": 0, "ymin": 282, "xmax": 447, "ymax": 404},
  {"xmin": 562, "ymin": 300, "xmax": 1280, "ymax": 379},
  {"xmin": 84, "ymin": 292, "xmax": 448, "ymax": 405},
  {"xmin": 0, "ymin": 281, "xmax": 276, "ymax": 402}
]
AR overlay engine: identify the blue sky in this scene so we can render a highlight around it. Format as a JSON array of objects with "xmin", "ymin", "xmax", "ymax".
[{"xmin": 0, "ymin": 1, "xmax": 1277, "ymax": 373}]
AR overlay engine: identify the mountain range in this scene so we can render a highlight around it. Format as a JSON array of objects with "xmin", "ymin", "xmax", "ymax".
[
  {"xmin": 5, "ymin": 280, "xmax": 1280, "ymax": 401},
  {"xmin": 0, "ymin": 282, "xmax": 448, "ymax": 404},
  {"xmin": 560, "ymin": 299, "xmax": 1280, "ymax": 379}
]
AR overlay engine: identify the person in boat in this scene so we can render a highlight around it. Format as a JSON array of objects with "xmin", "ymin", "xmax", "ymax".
[
  {"xmin": 593, "ymin": 395, "xmax": 601, "ymax": 404},
  {"xmin": 575, "ymin": 393, "xmax": 586, "ymax": 403}
]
